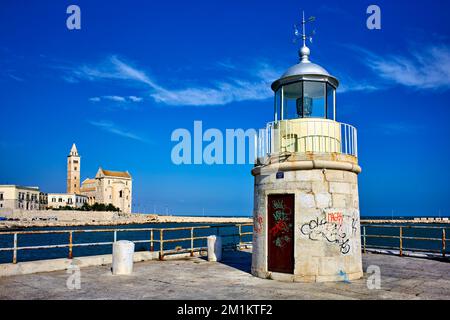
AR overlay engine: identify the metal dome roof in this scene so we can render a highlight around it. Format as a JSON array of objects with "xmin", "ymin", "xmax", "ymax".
[
  {"xmin": 281, "ymin": 61, "xmax": 331, "ymax": 78},
  {"xmin": 271, "ymin": 54, "xmax": 339, "ymax": 91}
]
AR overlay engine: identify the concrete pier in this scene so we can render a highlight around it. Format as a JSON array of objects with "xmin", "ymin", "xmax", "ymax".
[{"xmin": 0, "ymin": 250, "xmax": 448, "ymax": 300}]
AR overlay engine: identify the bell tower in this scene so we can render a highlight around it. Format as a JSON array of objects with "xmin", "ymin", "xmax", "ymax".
[{"xmin": 67, "ymin": 143, "xmax": 80, "ymax": 194}]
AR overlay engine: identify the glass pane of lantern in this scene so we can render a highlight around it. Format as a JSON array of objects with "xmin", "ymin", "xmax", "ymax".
[
  {"xmin": 303, "ymin": 81, "xmax": 325, "ymax": 118},
  {"xmin": 326, "ymin": 83, "xmax": 335, "ymax": 120},
  {"xmin": 274, "ymin": 88, "xmax": 281, "ymax": 121},
  {"xmin": 282, "ymin": 81, "xmax": 303, "ymax": 120}
]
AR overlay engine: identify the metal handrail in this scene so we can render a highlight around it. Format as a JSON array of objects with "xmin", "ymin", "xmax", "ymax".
[
  {"xmin": 0, "ymin": 223, "xmax": 253, "ymax": 264},
  {"xmin": 1, "ymin": 222, "xmax": 448, "ymax": 264},
  {"xmin": 361, "ymin": 224, "xmax": 448, "ymax": 258}
]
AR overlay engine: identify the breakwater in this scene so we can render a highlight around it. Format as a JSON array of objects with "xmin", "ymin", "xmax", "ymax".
[{"xmin": 0, "ymin": 209, "xmax": 252, "ymax": 230}]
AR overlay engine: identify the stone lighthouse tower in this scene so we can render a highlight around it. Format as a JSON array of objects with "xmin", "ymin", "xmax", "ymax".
[
  {"xmin": 251, "ymin": 13, "xmax": 363, "ymax": 282},
  {"xmin": 67, "ymin": 143, "xmax": 80, "ymax": 194}
]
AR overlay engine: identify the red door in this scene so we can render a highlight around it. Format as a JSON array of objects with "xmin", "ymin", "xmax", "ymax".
[{"xmin": 267, "ymin": 194, "xmax": 295, "ymax": 274}]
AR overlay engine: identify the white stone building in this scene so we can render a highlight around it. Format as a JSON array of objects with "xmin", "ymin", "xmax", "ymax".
[
  {"xmin": 39, "ymin": 192, "xmax": 48, "ymax": 210},
  {"xmin": 0, "ymin": 144, "xmax": 132, "ymax": 213},
  {"xmin": 0, "ymin": 185, "xmax": 40, "ymax": 210},
  {"xmin": 80, "ymin": 168, "xmax": 132, "ymax": 213},
  {"xmin": 47, "ymin": 193, "xmax": 88, "ymax": 209},
  {"xmin": 42, "ymin": 144, "xmax": 87, "ymax": 210},
  {"xmin": 54, "ymin": 143, "xmax": 134, "ymax": 213}
]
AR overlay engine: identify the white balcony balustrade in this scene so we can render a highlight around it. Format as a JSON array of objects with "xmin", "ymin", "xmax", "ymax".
[{"xmin": 256, "ymin": 119, "xmax": 357, "ymax": 162}]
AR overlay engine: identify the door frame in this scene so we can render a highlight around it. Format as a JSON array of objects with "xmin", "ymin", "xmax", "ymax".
[{"xmin": 266, "ymin": 193, "xmax": 295, "ymax": 274}]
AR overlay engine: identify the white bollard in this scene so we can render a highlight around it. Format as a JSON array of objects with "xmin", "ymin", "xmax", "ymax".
[
  {"xmin": 207, "ymin": 235, "xmax": 222, "ymax": 262},
  {"xmin": 112, "ymin": 240, "xmax": 135, "ymax": 275}
]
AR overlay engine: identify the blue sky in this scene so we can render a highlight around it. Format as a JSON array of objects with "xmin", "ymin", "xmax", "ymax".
[{"xmin": 1, "ymin": 0, "xmax": 449, "ymax": 217}]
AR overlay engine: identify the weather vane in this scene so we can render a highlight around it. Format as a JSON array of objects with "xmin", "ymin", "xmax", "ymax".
[{"xmin": 293, "ymin": 11, "xmax": 316, "ymax": 62}]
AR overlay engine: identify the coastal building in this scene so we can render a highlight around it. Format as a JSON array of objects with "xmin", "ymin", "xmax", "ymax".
[
  {"xmin": 47, "ymin": 193, "xmax": 88, "ymax": 209},
  {"xmin": 39, "ymin": 192, "xmax": 48, "ymax": 210},
  {"xmin": 0, "ymin": 185, "xmax": 40, "ymax": 210},
  {"xmin": 80, "ymin": 168, "xmax": 132, "ymax": 213},
  {"xmin": 66, "ymin": 144, "xmax": 133, "ymax": 213},
  {"xmin": 42, "ymin": 144, "xmax": 87, "ymax": 210},
  {"xmin": 0, "ymin": 144, "xmax": 133, "ymax": 213},
  {"xmin": 80, "ymin": 178, "xmax": 96, "ymax": 205},
  {"xmin": 251, "ymin": 13, "xmax": 362, "ymax": 282}
]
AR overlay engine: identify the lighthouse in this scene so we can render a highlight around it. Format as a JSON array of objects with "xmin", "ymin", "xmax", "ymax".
[{"xmin": 251, "ymin": 13, "xmax": 363, "ymax": 282}]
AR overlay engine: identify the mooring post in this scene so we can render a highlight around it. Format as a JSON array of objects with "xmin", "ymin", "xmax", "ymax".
[
  {"xmin": 363, "ymin": 226, "xmax": 366, "ymax": 254},
  {"xmin": 443, "ymin": 228, "xmax": 446, "ymax": 258},
  {"xmin": 238, "ymin": 224, "xmax": 242, "ymax": 249},
  {"xmin": 207, "ymin": 235, "xmax": 222, "ymax": 262},
  {"xmin": 13, "ymin": 233, "xmax": 17, "ymax": 264},
  {"xmin": 112, "ymin": 240, "xmax": 135, "ymax": 275},
  {"xmin": 150, "ymin": 229, "xmax": 154, "ymax": 252},
  {"xmin": 159, "ymin": 229, "xmax": 164, "ymax": 260},
  {"xmin": 399, "ymin": 226, "xmax": 403, "ymax": 257},
  {"xmin": 68, "ymin": 231, "xmax": 73, "ymax": 259},
  {"xmin": 190, "ymin": 227, "xmax": 194, "ymax": 257}
]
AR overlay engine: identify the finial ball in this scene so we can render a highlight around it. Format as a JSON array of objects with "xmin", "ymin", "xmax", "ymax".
[{"xmin": 299, "ymin": 46, "xmax": 310, "ymax": 61}]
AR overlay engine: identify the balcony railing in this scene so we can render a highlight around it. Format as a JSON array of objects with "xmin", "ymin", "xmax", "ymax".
[{"xmin": 256, "ymin": 119, "xmax": 358, "ymax": 161}]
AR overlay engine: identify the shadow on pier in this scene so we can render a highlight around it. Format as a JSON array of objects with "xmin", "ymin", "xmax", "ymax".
[{"xmin": 200, "ymin": 249, "xmax": 252, "ymax": 273}]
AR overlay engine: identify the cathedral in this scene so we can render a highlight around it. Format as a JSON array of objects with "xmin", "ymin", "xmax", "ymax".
[{"xmin": 67, "ymin": 144, "xmax": 133, "ymax": 213}]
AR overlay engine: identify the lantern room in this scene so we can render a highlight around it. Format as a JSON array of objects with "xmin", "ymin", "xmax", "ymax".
[
  {"xmin": 254, "ymin": 28, "xmax": 358, "ymax": 158},
  {"xmin": 272, "ymin": 47, "xmax": 338, "ymax": 122}
]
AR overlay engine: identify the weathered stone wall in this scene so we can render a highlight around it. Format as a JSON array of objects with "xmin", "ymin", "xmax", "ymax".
[{"xmin": 251, "ymin": 166, "xmax": 363, "ymax": 282}]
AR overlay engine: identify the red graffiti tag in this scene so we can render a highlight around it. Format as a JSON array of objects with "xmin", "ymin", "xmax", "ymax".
[
  {"xmin": 269, "ymin": 219, "xmax": 288, "ymax": 238},
  {"xmin": 327, "ymin": 212, "xmax": 343, "ymax": 225}
]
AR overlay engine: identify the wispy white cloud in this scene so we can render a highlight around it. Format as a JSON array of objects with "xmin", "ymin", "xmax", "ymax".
[
  {"xmin": 216, "ymin": 60, "xmax": 237, "ymax": 70},
  {"xmin": 337, "ymin": 77, "xmax": 380, "ymax": 93},
  {"xmin": 128, "ymin": 95, "xmax": 143, "ymax": 102},
  {"xmin": 67, "ymin": 56, "xmax": 281, "ymax": 106},
  {"xmin": 104, "ymin": 95, "xmax": 127, "ymax": 102},
  {"xmin": 61, "ymin": 75, "xmax": 79, "ymax": 83},
  {"xmin": 89, "ymin": 95, "xmax": 143, "ymax": 103},
  {"xmin": 355, "ymin": 44, "xmax": 450, "ymax": 90},
  {"xmin": 8, "ymin": 74, "xmax": 24, "ymax": 82},
  {"xmin": 89, "ymin": 120, "xmax": 147, "ymax": 143},
  {"xmin": 150, "ymin": 69, "xmax": 275, "ymax": 106}
]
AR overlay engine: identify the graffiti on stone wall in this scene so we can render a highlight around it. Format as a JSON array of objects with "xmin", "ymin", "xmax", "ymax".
[
  {"xmin": 351, "ymin": 212, "xmax": 359, "ymax": 236},
  {"xmin": 338, "ymin": 270, "xmax": 351, "ymax": 283},
  {"xmin": 254, "ymin": 214, "xmax": 263, "ymax": 234},
  {"xmin": 269, "ymin": 199, "xmax": 292, "ymax": 248},
  {"xmin": 300, "ymin": 211, "xmax": 359, "ymax": 255},
  {"xmin": 327, "ymin": 212, "xmax": 343, "ymax": 225}
]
